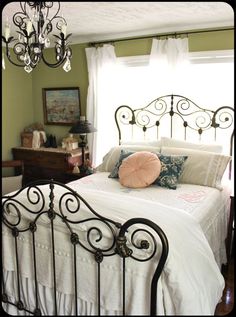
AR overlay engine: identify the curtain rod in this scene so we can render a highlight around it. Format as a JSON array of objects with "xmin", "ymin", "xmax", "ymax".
[{"xmin": 89, "ymin": 27, "xmax": 234, "ymax": 46}]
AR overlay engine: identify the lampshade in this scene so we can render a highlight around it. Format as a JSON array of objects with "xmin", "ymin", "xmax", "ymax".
[{"xmin": 69, "ymin": 117, "xmax": 97, "ymax": 134}]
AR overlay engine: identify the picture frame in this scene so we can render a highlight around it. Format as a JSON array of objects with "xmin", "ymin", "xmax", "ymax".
[{"xmin": 42, "ymin": 87, "xmax": 81, "ymax": 125}]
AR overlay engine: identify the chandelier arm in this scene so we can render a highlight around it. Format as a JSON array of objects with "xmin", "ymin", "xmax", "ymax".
[
  {"xmin": 12, "ymin": 12, "xmax": 27, "ymax": 32},
  {"xmin": 41, "ymin": 52, "xmax": 66, "ymax": 68},
  {"xmin": 29, "ymin": 52, "xmax": 41, "ymax": 68},
  {"xmin": 44, "ymin": 4, "xmax": 50, "ymax": 21},
  {"xmin": 42, "ymin": 5, "xmax": 51, "ymax": 34},
  {"xmin": 3, "ymin": 41, "xmax": 25, "ymax": 67},
  {"xmin": 4, "ymin": 52, "xmax": 25, "ymax": 68},
  {"xmin": 52, "ymin": 4, "xmax": 68, "ymax": 33},
  {"xmin": 2, "ymin": 2, "xmax": 72, "ymax": 72},
  {"xmin": 51, "ymin": 2, "xmax": 61, "ymax": 21},
  {"xmin": 42, "ymin": 2, "xmax": 62, "ymax": 28},
  {"xmin": 20, "ymin": 2, "xmax": 25, "ymax": 14}
]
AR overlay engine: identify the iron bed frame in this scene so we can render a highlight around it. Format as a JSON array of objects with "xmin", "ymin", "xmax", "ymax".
[
  {"xmin": 1, "ymin": 180, "xmax": 168, "ymax": 316},
  {"xmin": 1, "ymin": 94, "xmax": 234, "ymax": 316},
  {"xmin": 115, "ymin": 94, "xmax": 234, "ymax": 177}
]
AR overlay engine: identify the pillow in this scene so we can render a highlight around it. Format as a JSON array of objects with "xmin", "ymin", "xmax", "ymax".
[
  {"xmin": 120, "ymin": 140, "xmax": 161, "ymax": 147},
  {"xmin": 108, "ymin": 149, "xmax": 134, "ymax": 178},
  {"xmin": 97, "ymin": 145, "xmax": 160, "ymax": 173},
  {"xmin": 161, "ymin": 146, "xmax": 231, "ymax": 190},
  {"xmin": 2, "ymin": 175, "xmax": 23, "ymax": 195},
  {"xmin": 161, "ymin": 137, "xmax": 223, "ymax": 153},
  {"xmin": 108, "ymin": 148, "xmax": 187, "ymax": 190},
  {"xmin": 154, "ymin": 154, "xmax": 188, "ymax": 190},
  {"xmin": 118, "ymin": 151, "xmax": 161, "ymax": 188}
]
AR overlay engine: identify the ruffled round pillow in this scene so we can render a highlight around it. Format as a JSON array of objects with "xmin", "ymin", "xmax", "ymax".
[{"xmin": 118, "ymin": 151, "xmax": 161, "ymax": 188}]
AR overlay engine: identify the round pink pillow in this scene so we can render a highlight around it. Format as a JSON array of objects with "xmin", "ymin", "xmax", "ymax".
[{"xmin": 118, "ymin": 151, "xmax": 161, "ymax": 188}]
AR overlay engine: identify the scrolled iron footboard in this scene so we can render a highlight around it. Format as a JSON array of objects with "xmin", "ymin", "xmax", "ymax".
[{"xmin": 1, "ymin": 179, "xmax": 168, "ymax": 316}]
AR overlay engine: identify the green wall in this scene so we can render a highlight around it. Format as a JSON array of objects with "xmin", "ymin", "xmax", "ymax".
[
  {"xmin": 2, "ymin": 59, "xmax": 33, "ymax": 160},
  {"xmin": 2, "ymin": 29, "xmax": 234, "ymax": 161},
  {"xmin": 114, "ymin": 29, "xmax": 234, "ymax": 56},
  {"xmin": 188, "ymin": 29, "xmax": 234, "ymax": 52},
  {"xmin": 31, "ymin": 43, "xmax": 88, "ymax": 143}
]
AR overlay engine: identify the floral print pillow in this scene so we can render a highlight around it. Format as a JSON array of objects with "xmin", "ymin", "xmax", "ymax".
[
  {"xmin": 108, "ymin": 149, "xmax": 134, "ymax": 178},
  {"xmin": 154, "ymin": 154, "xmax": 188, "ymax": 189}
]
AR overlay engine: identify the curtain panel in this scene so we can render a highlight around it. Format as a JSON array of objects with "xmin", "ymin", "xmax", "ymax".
[
  {"xmin": 149, "ymin": 37, "xmax": 190, "ymax": 93},
  {"xmin": 85, "ymin": 38, "xmax": 189, "ymax": 166},
  {"xmin": 85, "ymin": 45, "xmax": 118, "ymax": 167}
]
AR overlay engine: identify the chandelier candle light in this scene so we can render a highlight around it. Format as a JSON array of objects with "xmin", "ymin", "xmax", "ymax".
[{"xmin": 2, "ymin": 2, "xmax": 72, "ymax": 73}]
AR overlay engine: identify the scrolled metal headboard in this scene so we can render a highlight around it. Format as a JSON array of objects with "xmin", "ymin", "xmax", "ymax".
[
  {"xmin": 115, "ymin": 94, "xmax": 234, "ymax": 153},
  {"xmin": 115, "ymin": 94, "xmax": 234, "ymax": 178}
]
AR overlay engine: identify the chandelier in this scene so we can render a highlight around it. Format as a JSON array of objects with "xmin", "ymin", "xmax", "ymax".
[{"xmin": 2, "ymin": 2, "xmax": 72, "ymax": 73}]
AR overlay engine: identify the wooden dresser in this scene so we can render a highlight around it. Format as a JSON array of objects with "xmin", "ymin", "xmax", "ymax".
[{"xmin": 12, "ymin": 147, "xmax": 89, "ymax": 184}]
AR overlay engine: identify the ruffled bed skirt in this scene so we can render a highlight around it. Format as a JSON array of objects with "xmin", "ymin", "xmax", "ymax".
[{"xmin": 2, "ymin": 270, "xmax": 122, "ymax": 316}]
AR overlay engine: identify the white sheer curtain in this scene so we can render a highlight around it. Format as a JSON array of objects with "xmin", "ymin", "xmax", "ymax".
[
  {"xmin": 85, "ymin": 45, "xmax": 118, "ymax": 167},
  {"xmin": 85, "ymin": 39, "xmax": 190, "ymax": 166},
  {"xmin": 149, "ymin": 37, "xmax": 190, "ymax": 93}
]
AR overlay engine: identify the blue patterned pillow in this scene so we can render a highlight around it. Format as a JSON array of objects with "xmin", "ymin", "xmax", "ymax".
[
  {"xmin": 154, "ymin": 154, "xmax": 188, "ymax": 189},
  {"xmin": 108, "ymin": 149, "xmax": 134, "ymax": 178}
]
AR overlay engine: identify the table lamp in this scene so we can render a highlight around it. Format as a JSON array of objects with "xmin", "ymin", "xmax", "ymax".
[{"xmin": 69, "ymin": 116, "xmax": 97, "ymax": 172}]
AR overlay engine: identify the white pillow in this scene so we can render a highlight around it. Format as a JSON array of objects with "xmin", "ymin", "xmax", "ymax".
[
  {"xmin": 161, "ymin": 137, "xmax": 223, "ymax": 153},
  {"xmin": 96, "ymin": 145, "xmax": 161, "ymax": 172},
  {"xmin": 161, "ymin": 146, "xmax": 231, "ymax": 190},
  {"xmin": 120, "ymin": 140, "xmax": 161, "ymax": 147},
  {"xmin": 2, "ymin": 175, "xmax": 23, "ymax": 195}
]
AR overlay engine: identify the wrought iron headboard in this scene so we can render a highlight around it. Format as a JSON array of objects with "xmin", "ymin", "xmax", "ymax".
[
  {"xmin": 2, "ymin": 180, "xmax": 168, "ymax": 316},
  {"xmin": 115, "ymin": 94, "xmax": 234, "ymax": 177}
]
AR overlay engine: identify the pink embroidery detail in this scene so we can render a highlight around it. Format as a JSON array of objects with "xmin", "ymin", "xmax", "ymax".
[{"xmin": 178, "ymin": 190, "xmax": 207, "ymax": 203}]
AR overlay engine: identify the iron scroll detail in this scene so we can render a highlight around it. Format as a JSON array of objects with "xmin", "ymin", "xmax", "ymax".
[
  {"xmin": 115, "ymin": 95, "xmax": 234, "ymax": 158},
  {"xmin": 2, "ymin": 180, "xmax": 168, "ymax": 316},
  {"xmin": 2, "ymin": 179, "xmax": 122, "ymax": 256},
  {"xmin": 116, "ymin": 217, "xmax": 169, "ymax": 316}
]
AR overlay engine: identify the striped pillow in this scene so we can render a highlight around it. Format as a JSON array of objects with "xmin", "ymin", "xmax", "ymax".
[{"xmin": 161, "ymin": 146, "xmax": 231, "ymax": 190}]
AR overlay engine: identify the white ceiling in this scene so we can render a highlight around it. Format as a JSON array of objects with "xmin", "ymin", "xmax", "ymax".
[{"xmin": 2, "ymin": 2, "xmax": 234, "ymax": 44}]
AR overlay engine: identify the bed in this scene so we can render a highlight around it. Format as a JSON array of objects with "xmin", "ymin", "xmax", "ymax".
[{"xmin": 1, "ymin": 94, "xmax": 234, "ymax": 316}]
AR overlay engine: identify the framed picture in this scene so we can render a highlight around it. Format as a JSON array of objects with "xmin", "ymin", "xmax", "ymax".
[{"xmin": 42, "ymin": 87, "xmax": 81, "ymax": 125}]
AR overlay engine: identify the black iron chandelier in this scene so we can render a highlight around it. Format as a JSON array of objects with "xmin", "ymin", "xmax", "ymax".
[{"xmin": 2, "ymin": 2, "xmax": 72, "ymax": 73}]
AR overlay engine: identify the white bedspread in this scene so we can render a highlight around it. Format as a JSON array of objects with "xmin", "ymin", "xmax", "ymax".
[
  {"xmin": 2, "ymin": 175, "xmax": 228, "ymax": 315},
  {"xmin": 70, "ymin": 172, "xmax": 231, "ymax": 267}
]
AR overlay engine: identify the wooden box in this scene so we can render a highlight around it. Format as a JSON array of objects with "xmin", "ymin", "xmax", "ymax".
[{"xmin": 21, "ymin": 133, "xmax": 44, "ymax": 148}]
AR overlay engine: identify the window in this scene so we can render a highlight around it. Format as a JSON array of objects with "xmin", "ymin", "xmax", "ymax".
[
  {"xmin": 113, "ymin": 51, "xmax": 234, "ymax": 180},
  {"xmin": 95, "ymin": 50, "xmax": 233, "ymax": 168},
  {"xmin": 116, "ymin": 50, "xmax": 234, "ymax": 108}
]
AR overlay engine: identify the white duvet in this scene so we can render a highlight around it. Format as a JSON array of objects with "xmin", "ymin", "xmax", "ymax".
[
  {"xmin": 70, "ymin": 172, "xmax": 231, "ymax": 267},
  {"xmin": 2, "ymin": 175, "xmax": 227, "ymax": 315}
]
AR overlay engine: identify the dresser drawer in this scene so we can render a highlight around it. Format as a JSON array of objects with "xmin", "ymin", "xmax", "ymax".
[
  {"xmin": 13, "ymin": 148, "xmax": 69, "ymax": 169},
  {"xmin": 12, "ymin": 149, "xmax": 38, "ymax": 161},
  {"xmin": 30, "ymin": 152, "xmax": 69, "ymax": 169}
]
